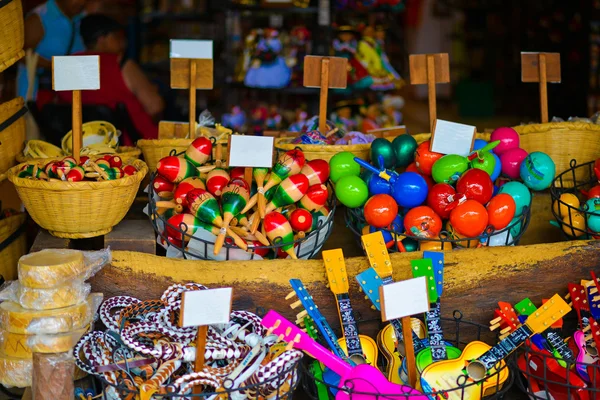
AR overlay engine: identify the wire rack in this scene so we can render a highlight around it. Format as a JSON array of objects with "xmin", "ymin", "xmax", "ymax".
[{"xmin": 302, "ymin": 310, "xmax": 515, "ymax": 399}]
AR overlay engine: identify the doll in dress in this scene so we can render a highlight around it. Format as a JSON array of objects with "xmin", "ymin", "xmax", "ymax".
[
  {"xmin": 357, "ymin": 25, "xmax": 395, "ymax": 90},
  {"xmin": 235, "ymin": 30, "xmax": 258, "ymax": 82},
  {"xmin": 245, "ymin": 29, "xmax": 292, "ymax": 89},
  {"xmin": 375, "ymin": 25, "xmax": 404, "ymax": 87},
  {"xmin": 332, "ymin": 26, "xmax": 373, "ymax": 90},
  {"xmin": 288, "ymin": 109, "xmax": 309, "ymax": 132},
  {"xmin": 287, "ymin": 25, "xmax": 312, "ymax": 84}
]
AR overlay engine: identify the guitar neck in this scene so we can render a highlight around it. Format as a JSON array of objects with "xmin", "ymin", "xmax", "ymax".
[
  {"xmin": 477, "ymin": 325, "xmax": 533, "ymax": 370},
  {"xmin": 312, "ymin": 309, "xmax": 348, "ymax": 360},
  {"xmin": 426, "ymin": 299, "xmax": 447, "ymax": 361},
  {"xmin": 545, "ymin": 330, "xmax": 574, "ymax": 363},
  {"xmin": 335, "ymin": 293, "xmax": 364, "ymax": 358},
  {"xmin": 381, "ymin": 275, "xmax": 427, "ymax": 353}
]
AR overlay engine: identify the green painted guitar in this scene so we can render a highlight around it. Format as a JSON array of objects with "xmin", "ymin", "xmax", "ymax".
[{"xmin": 304, "ymin": 316, "xmax": 332, "ymax": 400}]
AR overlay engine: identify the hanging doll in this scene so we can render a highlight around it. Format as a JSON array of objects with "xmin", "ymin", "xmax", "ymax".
[
  {"xmin": 357, "ymin": 25, "xmax": 397, "ymax": 91},
  {"xmin": 375, "ymin": 25, "xmax": 404, "ymax": 87},
  {"xmin": 245, "ymin": 29, "xmax": 292, "ymax": 89},
  {"xmin": 235, "ymin": 30, "xmax": 258, "ymax": 82},
  {"xmin": 287, "ymin": 25, "xmax": 312, "ymax": 84},
  {"xmin": 332, "ymin": 26, "xmax": 373, "ymax": 90}
]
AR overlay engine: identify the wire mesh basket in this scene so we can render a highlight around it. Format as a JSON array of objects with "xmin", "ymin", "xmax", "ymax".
[
  {"xmin": 302, "ymin": 310, "xmax": 514, "ymax": 399},
  {"xmin": 344, "ymin": 201, "xmax": 531, "ymax": 253},
  {"xmin": 514, "ymin": 339, "xmax": 599, "ymax": 400},
  {"xmin": 550, "ymin": 159, "xmax": 600, "ymax": 240},
  {"xmin": 147, "ymin": 149, "xmax": 336, "ymax": 260}
]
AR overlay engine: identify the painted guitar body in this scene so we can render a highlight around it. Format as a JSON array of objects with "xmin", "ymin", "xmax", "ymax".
[
  {"xmin": 420, "ymin": 341, "xmax": 509, "ymax": 400},
  {"xmin": 398, "ymin": 344, "xmax": 462, "ymax": 386},
  {"xmin": 572, "ymin": 330, "xmax": 598, "ymax": 382},
  {"xmin": 337, "ymin": 335, "xmax": 379, "ymax": 366},
  {"xmin": 378, "ymin": 320, "xmax": 426, "ymax": 384}
]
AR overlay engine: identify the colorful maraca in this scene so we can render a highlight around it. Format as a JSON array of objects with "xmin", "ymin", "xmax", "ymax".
[
  {"xmin": 265, "ymin": 174, "xmax": 309, "ymax": 214},
  {"xmin": 367, "ymin": 173, "xmax": 392, "ymax": 196},
  {"xmin": 449, "ymin": 200, "xmax": 488, "ymax": 238},
  {"xmin": 497, "ymin": 181, "xmax": 531, "ymax": 217},
  {"xmin": 447, "ymin": 222, "xmax": 479, "ymax": 248},
  {"xmin": 562, "ymin": 212, "xmax": 586, "ymax": 237},
  {"xmin": 486, "ymin": 193, "xmax": 516, "ymax": 230},
  {"xmin": 214, "ymin": 178, "xmax": 250, "ymax": 255},
  {"xmin": 552, "ymin": 193, "xmax": 580, "ymax": 218},
  {"xmin": 153, "ymin": 176, "xmax": 175, "ymax": 199},
  {"xmin": 391, "ymin": 134, "xmax": 417, "ymax": 168},
  {"xmin": 415, "ymin": 141, "xmax": 443, "ymax": 176},
  {"xmin": 500, "ymin": 148, "xmax": 528, "ymax": 180},
  {"xmin": 364, "ymin": 194, "xmax": 398, "ymax": 228},
  {"xmin": 490, "ymin": 127, "xmax": 519, "ymax": 155},
  {"xmin": 243, "ymin": 149, "xmax": 306, "ymax": 214},
  {"xmin": 185, "ymin": 137, "xmax": 213, "ymax": 167},
  {"xmin": 371, "ymin": 138, "xmax": 397, "ymax": 169},
  {"xmin": 253, "ymin": 167, "xmax": 270, "ymax": 218},
  {"xmin": 586, "ymin": 198, "xmax": 600, "ymax": 233},
  {"xmin": 289, "ymin": 208, "xmax": 313, "ymax": 238},
  {"xmin": 299, "ymin": 184, "xmax": 328, "ymax": 211},
  {"xmin": 406, "ymin": 162, "xmax": 434, "ymax": 189},
  {"xmin": 173, "ymin": 177, "xmax": 206, "ymax": 208},
  {"xmin": 335, "ymin": 176, "xmax": 369, "ymax": 208},
  {"xmin": 301, "ymin": 159, "xmax": 330, "ymax": 186},
  {"xmin": 392, "ymin": 172, "xmax": 428, "ymax": 209},
  {"xmin": 206, "ymin": 169, "xmax": 230, "ymax": 197},
  {"xmin": 66, "ymin": 166, "xmax": 85, "ymax": 182},
  {"xmin": 403, "ymin": 206, "xmax": 442, "ymax": 238},
  {"xmin": 431, "ymin": 154, "xmax": 469, "ymax": 184},
  {"xmin": 264, "ymin": 211, "xmax": 297, "ymax": 259},
  {"xmin": 520, "ymin": 151, "xmax": 555, "ymax": 191},
  {"xmin": 427, "ymin": 183, "xmax": 456, "ymax": 219},
  {"xmin": 157, "ymin": 156, "xmax": 199, "ymax": 183},
  {"xmin": 330, "ymin": 151, "xmax": 361, "ymax": 183},
  {"xmin": 456, "ymin": 169, "xmax": 494, "ymax": 205},
  {"xmin": 165, "ymin": 213, "xmax": 203, "ymax": 246},
  {"xmin": 186, "ymin": 188, "xmax": 224, "ymax": 228}
]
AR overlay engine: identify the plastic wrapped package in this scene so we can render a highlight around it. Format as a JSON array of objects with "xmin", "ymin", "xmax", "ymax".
[
  {"xmin": 18, "ymin": 248, "xmax": 111, "ymax": 289},
  {"xmin": 0, "ymin": 350, "xmax": 32, "ymax": 387},
  {"xmin": 0, "ymin": 327, "xmax": 88, "ymax": 358},
  {"xmin": 0, "ymin": 280, "xmax": 91, "ymax": 310},
  {"xmin": 0, "ymin": 293, "xmax": 103, "ymax": 335}
]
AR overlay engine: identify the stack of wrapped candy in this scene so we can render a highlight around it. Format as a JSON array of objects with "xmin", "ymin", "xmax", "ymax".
[{"xmin": 0, "ymin": 249, "xmax": 108, "ymax": 387}]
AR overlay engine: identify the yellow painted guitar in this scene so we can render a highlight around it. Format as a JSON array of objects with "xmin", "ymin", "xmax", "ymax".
[
  {"xmin": 376, "ymin": 320, "xmax": 426, "ymax": 384},
  {"xmin": 421, "ymin": 294, "xmax": 571, "ymax": 400},
  {"xmin": 323, "ymin": 249, "xmax": 378, "ymax": 366}
]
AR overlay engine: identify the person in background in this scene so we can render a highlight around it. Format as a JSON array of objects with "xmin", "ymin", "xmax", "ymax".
[
  {"xmin": 56, "ymin": 14, "xmax": 164, "ymax": 143},
  {"xmin": 18, "ymin": 0, "xmax": 86, "ymax": 108}
]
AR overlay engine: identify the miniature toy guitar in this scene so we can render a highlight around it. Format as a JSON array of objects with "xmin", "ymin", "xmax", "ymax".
[
  {"xmin": 421, "ymin": 294, "xmax": 571, "ymax": 400},
  {"xmin": 261, "ymin": 310, "xmax": 428, "ymax": 400},
  {"xmin": 376, "ymin": 320, "xmax": 426, "ymax": 384},
  {"xmin": 323, "ymin": 249, "xmax": 378, "ymax": 366},
  {"xmin": 361, "ymin": 232, "xmax": 426, "ymax": 354},
  {"xmin": 305, "ymin": 316, "xmax": 332, "ymax": 400}
]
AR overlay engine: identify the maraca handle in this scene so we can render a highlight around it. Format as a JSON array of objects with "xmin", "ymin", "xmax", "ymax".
[
  {"xmin": 353, "ymin": 157, "xmax": 396, "ymax": 183},
  {"xmin": 213, "ymin": 229, "xmax": 227, "ymax": 255}
]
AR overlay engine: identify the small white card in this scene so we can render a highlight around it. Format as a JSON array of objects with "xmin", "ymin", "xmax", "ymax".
[
  {"xmin": 228, "ymin": 136, "xmax": 274, "ymax": 168},
  {"xmin": 431, "ymin": 119, "xmax": 475, "ymax": 156},
  {"xmin": 170, "ymin": 40, "xmax": 213, "ymax": 59},
  {"xmin": 380, "ymin": 277, "xmax": 430, "ymax": 321},
  {"xmin": 52, "ymin": 56, "xmax": 100, "ymax": 91},
  {"xmin": 180, "ymin": 288, "xmax": 232, "ymax": 327}
]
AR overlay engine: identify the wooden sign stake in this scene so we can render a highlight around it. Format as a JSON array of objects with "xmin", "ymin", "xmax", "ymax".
[
  {"xmin": 380, "ymin": 276, "xmax": 430, "ymax": 389},
  {"xmin": 52, "ymin": 55, "xmax": 100, "ymax": 164},
  {"xmin": 189, "ymin": 59, "xmax": 197, "ymax": 139},
  {"xmin": 303, "ymin": 55, "xmax": 348, "ymax": 134},
  {"xmin": 409, "ymin": 53, "xmax": 450, "ymax": 133},
  {"xmin": 521, "ymin": 52, "xmax": 561, "ymax": 124}
]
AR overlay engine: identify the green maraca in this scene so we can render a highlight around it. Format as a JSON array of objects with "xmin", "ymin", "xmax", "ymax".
[{"xmin": 214, "ymin": 178, "xmax": 250, "ymax": 255}]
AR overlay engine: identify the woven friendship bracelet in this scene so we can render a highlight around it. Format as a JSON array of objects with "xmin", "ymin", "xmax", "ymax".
[{"xmin": 100, "ymin": 296, "xmax": 141, "ymax": 332}]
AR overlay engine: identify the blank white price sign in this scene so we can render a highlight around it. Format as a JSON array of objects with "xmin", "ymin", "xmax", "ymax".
[
  {"xmin": 52, "ymin": 56, "xmax": 100, "ymax": 91},
  {"xmin": 380, "ymin": 276, "xmax": 430, "ymax": 321},
  {"xmin": 431, "ymin": 119, "xmax": 476, "ymax": 156},
  {"xmin": 228, "ymin": 136, "xmax": 274, "ymax": 168},
  {"xmin": 180, "ymin": 288, "xmax": 232, "ymax": 327},
  {"xmin": 170, "ymin": 40, "xmax": 213, "ymax": 59}
]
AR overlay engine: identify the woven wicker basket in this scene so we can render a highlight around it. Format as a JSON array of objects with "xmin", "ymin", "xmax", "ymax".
[
  {"xmin": 274, "ymin": 138, "xmax": 375, "ymax": 162},
  {"xmin": 8, "ymin": 160, "xmax": 148, "ymax": 238},
  {"xmin": 0, "ymin": 98, "xmax": 26, "ymax": 176},
  {"xmin": 137, "ymin": 139, "xmax": 229, "ymax": 171},
  {"xmin": 16, "ymin": 146, "xmax": 142, "ymax": 165},
  {"xmin": 0, "ymin": 0, "xmax": 24, "ymax": 73},
  {"xmin": 0, "ymin": 213, "xmax": 26, "ymax": 281}
]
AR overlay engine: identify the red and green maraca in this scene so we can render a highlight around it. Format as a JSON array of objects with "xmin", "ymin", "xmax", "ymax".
[
  {"xmin": 206, "ymin": 168, "xmax": 230, "ymax": 197},
  {"xmin": 299, "ymin": 184, "xmax": 328, "ymax": 211},
  {"xmin": 242, "ymin": 149, "xmax": 306, "ymax": 214},
  {"xmin": 253, "ymin": 167, "xmax": 270, "ymax": 218},
  {"xmin": 213, "ymin": 178, "xmax": 250, "ymax": 255},
  {"xmin": 165, "ymin": 213, "xmax": 247, "ymax": 251},
  {"xmin": 157, "ymin": 156, "xmax": 199, "ymax": 183},
  {"xmin": 186, "ymin": 188, "xmax": 224, "ymax": 228},
  {"xmin": 264, "ymin": 211, "xmax": 297, "ymax": 259},
  {"xmin": 264, "ymin": 174, "xmax": 309, "ymax": 214},
  {"xmin": 185, "ymin": 137, "xmax": 212, "ymax": 167},
  {"xmin": 301, "ymin": 159, "xmax": 330, "ymax": 186}
]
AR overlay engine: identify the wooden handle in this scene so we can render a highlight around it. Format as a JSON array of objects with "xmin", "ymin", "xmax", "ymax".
[
  {"xmin": 72, "ymin": 90, "xmax": 82, "ymax": 163},
  {"xmin": 189, "ymin": 59, "xmax": 197, "ymax": 139},
  {"xmin": 426, "ymin": 55, "xmax": 436, "ymax": 133},
  {"xmin": 213, "ymin": 230, "xmax": 227, "ymax": 256},
  {"xmin": 319, "ymin": 58, "xmax": 330, "ymax": 134},
  {"xmin": 193, "ymin": 325, "xmax": 208, "ymax": 394},
  {"xmin": 401, "ymin": 316, "xmax": 417, "ymax": 388},
  {"xmin": 539, "ymin": 54, "xmax": 548, "ymax": 124},
  {"xmin": 226, "ymin": 228, "xmax": 249, "ymax": 251}
]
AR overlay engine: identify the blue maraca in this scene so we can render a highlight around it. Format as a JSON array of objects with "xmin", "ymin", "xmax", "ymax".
[
  {"xmin": 520, "ymin": 151, "xmax": 556, "ymax": 191},
  {"xmin": 391, "ymin": 172, "xmax": 428, "ymax": 209},
  {"xmin": 354, "ymin": 155, "xmax": 400, "ymax": 183}
]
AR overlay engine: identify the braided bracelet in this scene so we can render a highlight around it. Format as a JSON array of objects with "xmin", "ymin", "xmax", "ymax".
[{"xmin": 100, "ymin": 296, "xmax": 141, "ymax": 332}]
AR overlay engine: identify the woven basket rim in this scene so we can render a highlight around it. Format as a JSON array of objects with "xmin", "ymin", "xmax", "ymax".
[
  {"xmin": 16, "ymin": 145, "xmax": 142, "ymax": 163},
  {"xmin": 274, "ymin": 137, "xmax": 371, "ymax": 151},
  {"xmin": 512, "ymin": 121, "xmax": 600, "ymax": 134},
  {"xmin": 7, "ymin": 159, "xmax": 148, "ymax": 190},
  {"xmin": 137, "ymin": 138, "xmax": 229, "ymax": 149}
]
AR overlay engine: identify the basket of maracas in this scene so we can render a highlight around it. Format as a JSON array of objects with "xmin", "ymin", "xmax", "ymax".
[
  {"xmin": 8, "ymin": 155, "xmax": 147, "ymax": 238},
  {"xmin": 550, "ymin": 158, "xmax": 600, "ymax": 240},
  {"xmin": 337, "ymin": 138, "xmax": 535, "ymax": 252},
  {"xmin": 147, "ymin": 140, "xmax": 335, "ymax": 260}
]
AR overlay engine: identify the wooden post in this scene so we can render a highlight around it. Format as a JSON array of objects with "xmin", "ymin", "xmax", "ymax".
[
  {"xmin": 409, "ymin": 53, "xmax": 450, "ymax": 133},
  {"xmin": 189, "ymin": 59, "xmax": 197, "ymax": 139},
  {"xmin": 32, "ymin": 352, "xmax": 74, "ymax": 400},
  {"xmin": 319, "ymin": 59, "xmax": 330, "ymax": 134},
  {"xmin": 401, "ymin": 316, "xmax": 417, "ymax": 388},
  {"xmin": 71, "ymin": 90, "xmax": 82, "ymax": 163},
  {"xmin": 521, "ymin": 52, "xmax": 560, "ymax": 124}
]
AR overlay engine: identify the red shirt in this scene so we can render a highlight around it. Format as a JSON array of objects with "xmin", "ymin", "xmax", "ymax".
[{"xmin": 56, "ymin": 51, "xmax": 158, "ymax": 145}]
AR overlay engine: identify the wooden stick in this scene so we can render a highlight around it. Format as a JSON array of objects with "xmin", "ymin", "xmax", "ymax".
[
  {"xmin": 72, "ymin": 90, "xmax": 82, "ymax": 163},
  {"xmin": 539, "ymin": 54, "xmax": 548, "ymax": 124},
  {"xmin": 319, "ymin": 59, "xmax": 330, "ymax": 134},
  {"xmin": 194, "ymin": 325, "xmax": 208, "ymax": 394},
  {"xmin": 244, "ymin": 168, "xmax": 252, "ymax": 187},
  {"xmin": 426, "ymin": 55, "xmax": 436, "ymax": 133},
  {"xmin": 189, "ymin": 60, "xmax": 197, "ymax": 139},
  {"xmin": 401, "ymin": 316, "xmax": 417, "ymax": 388}
]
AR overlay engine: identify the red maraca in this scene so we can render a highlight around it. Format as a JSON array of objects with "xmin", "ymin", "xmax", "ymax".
[
  {"xmin": 187, "ymin": 188, "xmax": 224, "ymax": 228},
  {"xmin": 108, "ymin": 156, "xmax": 122, "ymax": 168},
  {"xmin": 157, "ymin": 156, "xmax": 199, "ymax": 183},
  {"xmin": 152, "ymin": 175, "xmax": 175, "ymax": 200},
  {"xmin": 214, "ymin": 178, "xmax": 250, "ymax": 255},
  {"xmin": 299, "ymin": 184, "xmax": 328, "ymax": 212},
  {"xmin": 427, "ymin": 183, "xmax": 456, "ymax": 219},
  {"xmin": 595, "ymin": 158, "xmax": 600, "ymax": 181},
  {"xmin": 289, "ymin": 208, "xmax": 313, "ymax": 238},
  {"xmin": 404, "ymin": 206, "xmax": 442, "ymax": 238},
  {"xmin": 66, "ymin": 166, "xmax": 85, "ymax": 182},
  {"xmin": 486, "ymin": 193, "xmax": 516, "ymax": 230},
  {"xmin": 456, "ymin": 169, "xmax": 494, "ymax": 205},
  {"xmin": 264, "ymin": 211, "xmax": 297, "ymax": 259},
  {"xmin": 206, "ymin": 169, "xmax": 230, "ymax": 197},
  {"xmin": 248, "ymin": 241, "xmax": 270, "ymax": 258},
  {"xmin": 364, "ymin": 194, "xmax": 398, "ymax": 228},
  {"xmin": 586, "ymin": 185, "xmax": 600, "ymax": 199},
  {"xmin": 173, "ymin": 177, "xmax": 206, "ymax": 209},
  {"xmin": 243, "ymin": 149, "xmax": 306, "ymax": 214},
  {"xmin": 265, "ymin": 174, "xmax": 309, "ymax": 214},
  {"xmin": 415, "ymin": 141, "xmax": 443, "ymax": 176},
  {"xmin": 301, "ymin": 159, "xmax": 330, "ymax": 186},
  {"xmin": 185, "ymin": 136, "xmax": 213, "ymax": 167},
  {"xmin": 123, "ymin": 165, "xmax": 138, "ymax": 176},
  {"xmin": 165, "ymin": 213, "xmax": 203, "ymax": 246},
  {"xmin": 449, "ymin": 199, "xmax": 488, "ymax": 237},
  {"xmin": 230, "ymin": 167, "xmax": 246, "ymax": 181}
]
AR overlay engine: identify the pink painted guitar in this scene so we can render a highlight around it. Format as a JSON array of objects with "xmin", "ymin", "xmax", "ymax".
[
  {"xmin": 261, "ymin": 310, "xmax": 427, "ymax": 400},
  {"xmin": 573, "ymin": 330, "xmax": 599, "ymax": 383}
]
